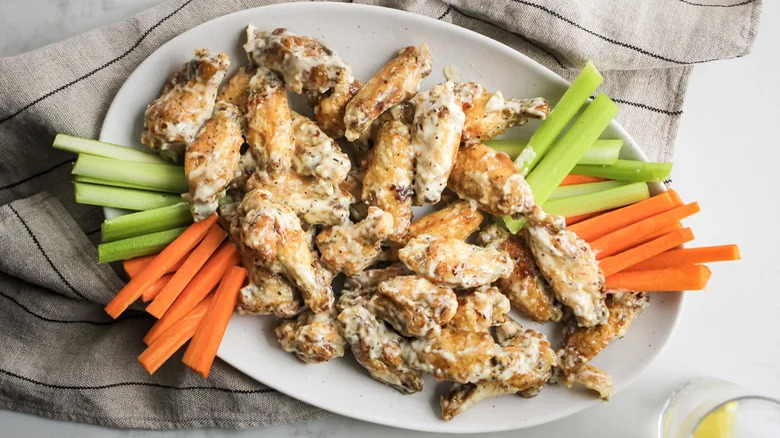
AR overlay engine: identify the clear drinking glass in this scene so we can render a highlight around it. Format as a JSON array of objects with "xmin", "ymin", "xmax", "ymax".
[{"xmin": 659, "ymin": 378, "xmax": 780, "ymax": 438}]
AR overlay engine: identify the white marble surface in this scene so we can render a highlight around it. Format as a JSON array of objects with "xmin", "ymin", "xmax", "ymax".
[{"xmin": 1, "ymin": 1, "xmax": 778, "ymax": 437}]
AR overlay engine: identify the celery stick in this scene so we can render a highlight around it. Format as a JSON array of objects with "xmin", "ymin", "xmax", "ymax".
[
  {"xmin": 72, "ymin": 154, "xmax": 188, "ymax": 193},
  {"xmin": 504, "ymin": 93, "xmax": 619, "ymax": 233},
  {"xmin": 577, "ymin": 139, "xmax": 623, "ymax": 165},
  {"xmin": 53, "ymin": 134, "xmax": 166, "ymax": 164},
  {"xmin": 572, "ymin": 159, "xmax": 673, "ymax": 182},
  {"xmin": 101, "ymin": 202, "xmax": 193, "ymax": 242},
  {"xmin": 74, "ymin": 182, "xmax": 182, "ymax": 211},
  {"xmin": 98, "ymin": 226, "xmax": 188, "ymax": 263},
  {"xmin": 486, "ymin": 139, "xmax": 622, "ymax": 165},
  {"xmin": 548, "ymin": 180, "xmax": 629, "ymax": 201},
  {"xmin": 74, "ymin": 175, "xmax": 164, "ymax": 191},
  {"xmin": 515, "ymin": 62, "xmax": 604, "ymax": 176},
  {"xmin": 543, "ymin": 182, "xmax": 650, "ymax": 217}
]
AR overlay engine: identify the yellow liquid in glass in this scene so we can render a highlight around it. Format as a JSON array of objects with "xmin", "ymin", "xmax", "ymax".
[{"xmin": 693, "ymin": 401, "xmax": 738, "ymax": 438}]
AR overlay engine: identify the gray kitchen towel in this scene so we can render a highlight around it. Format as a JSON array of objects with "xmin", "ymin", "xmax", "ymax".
[{"xmin": 0, "ymin": 0, "xmax": 761, "ymax": 429}]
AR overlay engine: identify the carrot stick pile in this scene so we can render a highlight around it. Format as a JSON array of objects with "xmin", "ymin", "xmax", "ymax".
[
  {"xmin": 104, "ymin": 213, "xmax": 246, "ymax": 377},
  {"xmin": 556, "ymin": 181, "xmax": 740, "ymax": 292}
]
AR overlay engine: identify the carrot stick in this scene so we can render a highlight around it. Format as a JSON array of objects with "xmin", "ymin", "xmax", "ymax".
[
  {"xmin": 123, "ymin": 254, "xmax": 157, "ymax": 277},
  {"xmin": 138, "ymin": 294, "xmax": 214, "ymax": 375},
  {"xmin": 566, "ymin": 211, "xmax": 603, "ymax": 226},
  {"xmin": 605, "ymin": 265, "xmax": 711, "ymax": 291},
  {"xmin": 143, "ymin": 242, "xmax": 240, "ymax": 345},
  {"xmin": 146, "ymin": 225, "xmax": 227, "ymax": 318},
  {"xmin": 625, "ymin": 245, "xmax": 741, "ymax": 271},
  {"xmin": 104, "ymin": 214, "xmax": 217, "ymax": 319},
  {"xmin": 634, "ymin": 222, "xmax": 682, "ymax": 246},
  {"xmin": 183, "ymin": 266, "xmax": 247, "ymax": 378},
  {"xmin": 569, "ymin": 189, "xmax": 683, "ymax": 242},
  {"xmin": 591, "ymin": 202, "xmax": 700, "ymax": 259},
  {"xmin": 559, "ymin": 174, "xmax": 610, "ymax": 186},
  {"xmin": 599, "ymin": 228, "xmax": 694, "ymax": 277},
  {"xmin": 141, "ymin": 274, "xmax": 173, "ymax": 302},
  {"xmin": 124, "ymin": 254, "xmax": 188, "ymax": 278}
]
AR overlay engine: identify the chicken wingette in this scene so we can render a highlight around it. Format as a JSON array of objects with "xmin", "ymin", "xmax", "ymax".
[
  {"xmin": 477, "ymin": 224, "xmax": 561, "ymax": 323},
  {"xmin": 399, "ymin": 234, "xmax": 514, "ymax": 288},
  {"xmin": 344, "ymin": 44, "xmax": 432, "ymax": 140},
  {"xmin": 142, "ymin": 49, "xmax": 230, "ymax": 161},
  {"xmin": 361, "ymin": 121, "xmax": 414, "ymax": 241}
]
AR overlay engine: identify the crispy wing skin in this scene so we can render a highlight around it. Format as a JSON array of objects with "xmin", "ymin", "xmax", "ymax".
[
  {"xmin": 398, "ymin": 234, "xmax": 514, "ymax": 288},
  {"xmin": 411, "ymin": 81, "xmax": 466, "ymax": 205},
  {"xmin": 338, "ymin": 298, "xmax": 424, "ymax": 394},
  {"xmin": 247, "ymin": 170, "xmax": 353, "ymax": 226},
  {"xmin": 369, "ymin": 275, "xmax": 458, "ymax": 338},
  {"xmin": 309, "ymin": 75, "xmax": 362, "ymax": 138},
  {"xmin": 316, "ymin": 207, "xmax": 394, "ymax": 276},
  {"xmin": 477, "ymin": 224, "xmax": 561, "ymax": 322},
  {"xmin": 447, "ymin": 285, "xmax": 510, "ymax": 333},
  {"xmin": 237, "ymin": 263, "xmax": 303, "ymax": 319},
  {"xmin": 339, "ymin": 167, "xmax": 370, "ymax": 222},
  {"xmin": 244, "ymin": 27, "xmax": 352, "ymax": 94},
  {"xmin": 563, "ymin": 363, "xmax": 613, "ymax": 400},
  {"xmin": 343, "ymin": 264, "xmax": 411, "ymax": 295},
  {"xmin": 232, "ymin": 189, "xmax": 333, "ymax": 312},
  {"xmin": 440, "ymin": 320, "xmax": 556, "ymax": 420},
  {"xmin": 245, "ymin": 68, "xmax": 295, "ymax": 175},
  {"xmin": 217, "ymin": 65, "xmax": 254, "ymax": 113},
  {"xmin": 184, "ymin": 102, "xmax": 243, "ymax": 221},
  {"xmin": 558, "ymin": 292, "xmax": 649, "ymax": 374},
  {"xmin": 344, "ymin": 44, "xmax": 433, "ymax": 141},
  {"xmin": 361, "ymin": 121, "xmax": 414, "ymax": 241},
  {"xmin": 353, "ymin": 101, "xmax": 416, "ymax": 151},
  {"xmin": 460, "ymin": 88, "xmax": 549, "ymax": 145},
  {"xmin": 403, "ymin": 328, "xmax": 496, "ymax": 383},
  {"xmin": 142, "ymin": 49, "xmax": 230, "ymax": 161},
  {"xmin": 276, "ymin": 310, "xmax": 346, "ymax": 363},
  {"xmin": 404, "ymin": 200, "xmax": 483, "ymax": 244},
  {"xmin": 448, "ymin": 143, "xmax": 534, "ymax": 216},
  {"xmin": 525, "ymin": 206, "xmax": 608, "ymax": 327},
  {"xmin": 290, "ymin": 111, "xmax": 350, "ymax": 184}
]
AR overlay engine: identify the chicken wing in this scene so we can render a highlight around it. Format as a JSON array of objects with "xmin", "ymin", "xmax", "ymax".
[
  {"xmin": 247, "ymin": 170, "xmax": 353, "ymax": 226},
  {"xmin": 447, "ymin": 285, "xmax": 510, "ymax": 333},
  {"xmin": 290, "ymin": 111, "xmax": 350, "ymax": 184},
  {"xmin": 403, "ymin": 200, "xmax": 483, "ymax": 244},
  {"xmin": 344, "ymin": 44, "xmax": 432, "ymax": 141},
  {"xmin": 276, "ymin": 310, "xmax": 346, "ymax": 363},
  {"xmin": 398, "ymin": 234, "xmax": 514, "ymax": 288},
  {"xmin": 565, "ymin": 363, "xmax": 613, "ymax": 400},
  {"xmin": 459, "ymin": 86, "xmax": 549, "ymax": 145},
  {"xmin": 237, "ymin": 264, "xmax": 303, "ymax": 319},
  {"xmin": 403, "ymin": 328, "xmax": 496, "ymax": 383},
  {"xmin": 369, "ymin": 275, "xmax": 457, "ymax": 338},
  {"xmin": 232, "ymin": 189, "xmax": 333, "ymax": 312},
  {"xmin": 557, "ymin": 291, "xmax": 648, "ymax": 398},
  {"xmin": 411, "ymin": 81, "xmax": 466, "ymax": 205},
  {"xmin": 353, "ymin": 101, "xmax": 416, "ymax": 151},
  {"xmin": 524, "ymin": 206, "xmax": 608, "ymax": 327},
  {"xmin": 361, "ymin": 121, "xmax": 414, "ymax": 241},
  {"xmin": 245, "ymin": 68, "xmax": 295, "ymax": 175},
  {"xmin": 316, "ymin": 207, "xmax": 394, "ymax": 276},
  {"xmin": 307, "ymin": 74, "xmax": 362, "ymax": 138},
  {"xmin": 477, "ymin": 224, "xmax": 561, "ymax": 323},
  {"xmin": 338, "ymin": 298, "xmax": 424, "ymax": 394},
  {"xmin": 343, "ymin": 264, "xmax": 411, "ymax": 294},
  {"xmin": 217, "ymin": 65, "xmax": 254, "ymax": 113},
  {"xmin": 440, "ymin": 320, "xmax": 556, "ymax": 420},
  {"xmin": 244, "ymin": 27, "xmax": 353, "ymax": 95},
  {"xmin": 142, "ymin": 49, "xmax": 230, "ymax": 161},
  {"xmin": 184, "ymin": 102, "xmax": 243, "ymax": 220},
  {"xmin": 448, "ymin": 143, "xmax": 534, "ymax": 216}
]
